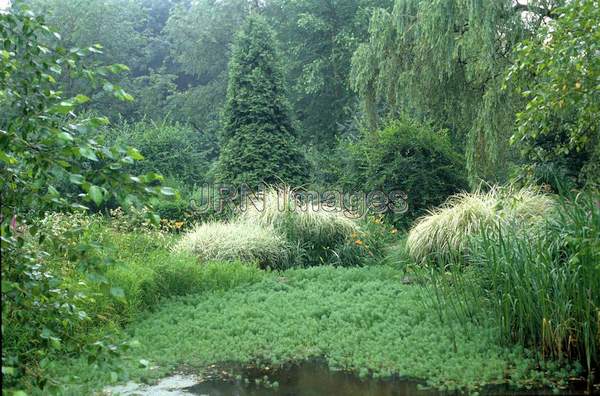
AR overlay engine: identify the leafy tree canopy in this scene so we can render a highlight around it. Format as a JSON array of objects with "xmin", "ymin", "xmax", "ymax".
[
  {"xmin": 350, "ymin": 0, "xmax": 564, "ymax": 185},
  {"xmin": 508, "ymin": 0, "xmax": 600, "ymax": 189},
  {"xmin": 265, "ymin": 0, "xmax": 393, "ymax": 147}
]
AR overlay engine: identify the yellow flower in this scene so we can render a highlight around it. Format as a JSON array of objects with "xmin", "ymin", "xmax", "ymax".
[
  {"xmin": 174, "ymin": 221, "xmax": 184, "ymax": 229},
  {"xmin": 355, "ymin": 239, "xmax": 363, "ymax": 245}
]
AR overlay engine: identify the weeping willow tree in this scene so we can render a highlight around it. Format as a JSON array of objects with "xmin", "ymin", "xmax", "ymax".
[{"xmin": 350, "ymin": 0, "xmax": 562, "ymax": 184}]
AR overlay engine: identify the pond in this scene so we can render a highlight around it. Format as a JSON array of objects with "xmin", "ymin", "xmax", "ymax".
[{"xmin": 104, "ymin": 361, "xmax": 591, "ymax": 396}]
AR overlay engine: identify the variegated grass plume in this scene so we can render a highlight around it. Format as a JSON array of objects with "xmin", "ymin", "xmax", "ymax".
[{"xmin": 406, "ymin": 185, "xmax": 555, "ymax": 264}]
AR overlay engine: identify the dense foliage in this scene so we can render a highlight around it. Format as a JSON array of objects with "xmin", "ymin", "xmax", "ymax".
[
  {"xmin": 406, "ymin": 186, "xmax": 554, "ymax": 264},
  {"xmin": 43, "ymin": 266, "xmax": 581, "ymax": 394},
  {"xmin": 0, "ymin": 5, "xmax": 170, "ymax": 389},
  {"xmin": 427, "ymin": 192, "xmax": 600, "ymax": 374},
  {"xmin": 474, "ymin": 193, "xmax": 600, "ymax": 373},
  {"xmin": 2, "ymin": 0, "xmax": 599, "ymax": 393},
  {"xmin": 508, "ymin": 0, "xmax": 600, "ymax": 188},
  {"xmin": 264, "ymin": 0, "xmax": 393, "ymax": 147},
  {"xmin": 339, "ymin": 118, "xmax": 468, "ymax": 226},
  {"xmin": 350, "ymin": 0, "xmax": 565, "ymax": 184},
  {"xmin": 102, "ymin": 120, "xmax": 218, "ymax": 186},
  {"xmin": 217, "ymin": 15, "xmax": 307, "ymax": 187},
  {"xmin": 176, "ymin": 188, "xmax": 390, "ymax": 269}
]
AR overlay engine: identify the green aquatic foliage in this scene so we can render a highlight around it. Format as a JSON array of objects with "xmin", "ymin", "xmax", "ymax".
[
  {"xmin": 507, "ymin": 0, "xmax": 600, "ymax": 189},
  {"xmin": 406, "ymin": 186, "xmax": 554, "ymax": 264},
  {"xmin": 42, "ymin": 266, "xmax": 579, "ymax": 394},
  {"xmin": 217, "ymin": 14, "xmax": 308, "ymax": 187}
]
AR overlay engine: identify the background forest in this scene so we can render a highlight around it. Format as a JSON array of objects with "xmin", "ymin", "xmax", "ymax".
[{"xmin": 17, "ymin": 0, "xmax": 600, "ymax": 203}]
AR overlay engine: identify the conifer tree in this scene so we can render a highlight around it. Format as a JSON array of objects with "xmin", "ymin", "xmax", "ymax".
[{"xmin": 217, "ymin": 14, "xmax": 308, "ymax": 187}]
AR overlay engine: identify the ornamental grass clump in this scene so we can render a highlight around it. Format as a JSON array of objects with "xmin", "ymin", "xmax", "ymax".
[
  {"xmin": 173, "ymin": 220, "xmax": 289, "ymax": 269},
  {"xmin": 406, "ymin": 186, "xmax": 554, "ymax": 264},
  {"xmin": 240, "ymin": 187, "xmax": 365, "ymax": 266},
  {"xmin": 241, "ymin": 188, "xmax": 358, "ymax": 242}
]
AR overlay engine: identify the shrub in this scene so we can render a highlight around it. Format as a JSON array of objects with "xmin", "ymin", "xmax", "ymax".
[
  {"xmin": 173, "ymin": 220, "xmax": 289, "ymax": 269},
  {"xmin": 240, "ymin": 188, "xmax": 357, "ymax": 261},
  {"xmin": 406, "ymin": 186, "xmax": 554, "ymax": 264},
  {"xmin": 102, "ymin": 119, "xmax": 218, "ymax": 186},
  {"xmin": 339, "ymin": 117, "xmax": 468, "ymax": 227},
  {"xmin": 508, "ymin": 0, "xmax": 600, "ymax": 189},
  {"xmin": 174, "ymin": 188, "xmax": 388, "ymax": 268},
  {"xmin": 150, "ymin": 184, "xmax": 235, "ymax": 231},
  {"xmin": 1, "ymin": 7, "xmax": 170, "ymax": 388}
]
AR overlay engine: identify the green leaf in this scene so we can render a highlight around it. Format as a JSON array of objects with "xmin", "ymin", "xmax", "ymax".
[
  {"xmin": 160, "ymin": 187, "xmax": 176, "ymax": 196},
  {"xmin": 138, "ymin": 359, "xmax": 150, "ymax": 368},
  {"xmin": 110, "ymin": 287, "xmax": 125, "ymax": 298},
  {"xmin": 114, "ymin": 88, "xmax": 134, "ymax": 102},
  {"xmin": 58, "ymin": 131, "xmax": 74, "ymax": 142},
  {"xmin": 69, "ymin": 173, "xmax": 84, "ymax": 185},
  {"xmin": 0, "ymin": 150, "xmax": 18, "ymax": 165},
  {"xmin": 79, "ymin": 146, "xmax": 98, "ymax": 161},
  {"xmin": 110, "ymin": 64, "xmax": 129, "ymax": 73},
  {"xmin": 74, "ymin": 94, "xmax": 90, "ymax": 104},
  {"xmin": 49, "ymin": 101, "xmax": 75, "ymax": 115},
  {"xmin": 88, "ymin": 185, "xmax": 103, "ymax": 206},
  {"xmin": 127, "ymin": 147, "xmax": 144, "ymax": 161},
  {"xmin": 88, "ymin": 116, "xmax": 110, "ymax": 127},
  {"xmin": 2, "ymin": 366, "xmax": 16, "ymax": 376}
]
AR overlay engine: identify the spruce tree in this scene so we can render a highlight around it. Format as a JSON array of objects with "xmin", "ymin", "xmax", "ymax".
[{"xmin": 217, "ymin": 14, "xmax": 308, "ymax": 187}]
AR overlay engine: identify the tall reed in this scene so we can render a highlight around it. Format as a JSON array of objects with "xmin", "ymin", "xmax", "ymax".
[{"xmin": 427, "ymin": 192, "xmax": 600, "ymax": 376}]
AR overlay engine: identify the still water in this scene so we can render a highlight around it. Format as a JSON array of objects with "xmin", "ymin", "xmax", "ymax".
[{"xmin": 105, "ymin": 361, "xmax": 592, "ymax": 396}]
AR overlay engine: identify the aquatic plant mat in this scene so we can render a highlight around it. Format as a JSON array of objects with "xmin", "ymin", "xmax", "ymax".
[{"xmin": 47, "ymin": 266, "xmax": 591, "ymax": 394}]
